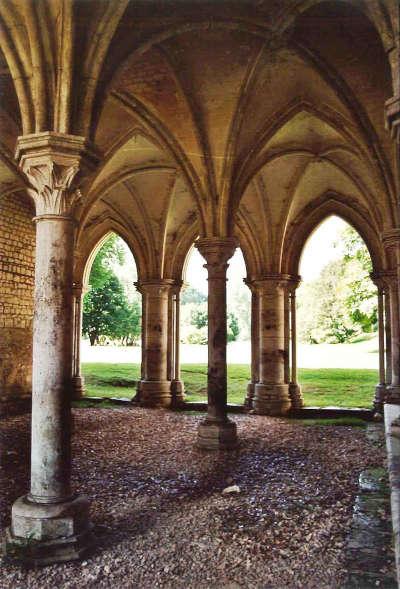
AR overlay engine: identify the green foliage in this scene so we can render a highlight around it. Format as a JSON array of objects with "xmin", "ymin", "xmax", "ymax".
[
  {"xmin": 227, "ymin": 312, "xmax": 240, "ymax": 342},
  {"xmin": 191, "ymin": 308, "xmax": 208, "ymax": 329},
  {"xmin": 83, "ymin": 235, "xmax": 141, "ymax": 346},
  {"xmin": 298, "ymin": 226, "xmax": 377, "ymax": 344}
]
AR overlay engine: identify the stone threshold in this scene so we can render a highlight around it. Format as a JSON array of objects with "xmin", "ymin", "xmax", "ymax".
[{"xmin": 343, "ymin": 424, "xmax": 397, "ymax": 588}]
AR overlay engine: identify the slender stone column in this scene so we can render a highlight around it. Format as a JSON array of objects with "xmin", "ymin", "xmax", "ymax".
[
  {"xmin": 171, "ymin": 283, "xmax": 185, "ymax": 406},
  {"xmin": 386, "ymin": 289, "xmax": 392, "ymax": 388},
  {"xmin": 134, "ymin": 287, "xmax": 147, "ymax": 403},
  {"xmin": 254, "ymin": 274, "xmax": 291, "ymax": 416},
  {"xmin": 136, "ymin": 279, "xmax": 173, "ymax": 407},
  {"xmin": 288, "ymin": 279, "xmax": 304, "ymax": 409},
  {"xmin": 71, "ymin": 283, "xmax": 85, "ymax": 399},
  {"xmin": 371, "ymin": 275, "xmax": 387, "ymax": 413},
  {"xmin": 284, "ymin": 288, "xmax": 290, "ymax": 385},
  {"xmin": 195, "ymin": 237, "xmax": 238, "ymax": 449},
  {"xmin": 386, "ymin": 274, "xmax": 400, "ymax": 403},
  {"xmin": 244, "ymin": 281, "xmax": 259, "ymax": 409},
  {"xmin": 4, "ymin": 132, "xmax": 98, "ymax": 565}
]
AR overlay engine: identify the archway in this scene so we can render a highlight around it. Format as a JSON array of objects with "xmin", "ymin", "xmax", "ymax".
[
  {"xmin": 181, "ymin": 243, "xmax": 250, "ymax": 404},
  {"xmin": 294, "ymin": 215, "xmax": 385, "ymax": 409},
  {"xmin": 75, "ymin": 232, "xmax": 142, "ymax": 401}
]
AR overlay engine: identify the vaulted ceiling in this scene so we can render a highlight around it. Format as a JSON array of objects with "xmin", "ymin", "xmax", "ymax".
[{"xmin": 0, "ymin": 0, "xmax": 398, "ymax": 279}]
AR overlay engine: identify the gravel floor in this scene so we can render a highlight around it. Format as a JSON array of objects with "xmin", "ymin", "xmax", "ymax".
[{"xmin": 0, "ymin": 408, "xmax": 387, "ymax": 588}]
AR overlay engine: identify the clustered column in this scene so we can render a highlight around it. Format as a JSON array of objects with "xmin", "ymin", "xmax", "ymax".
[
  {"xmin": 4, "ymin": 132, "xmax": 98, "ymax": 564},
  {"xmin": 136, "ymin": 279, "xmax": 174, "ymax": 407},
  {"xmin": 254, "ymin": 275, "xmax": 291, "ymax": 416},
  {"xmin": 195, "ymin": 237, "xmax": 238, "ymax": 449}
]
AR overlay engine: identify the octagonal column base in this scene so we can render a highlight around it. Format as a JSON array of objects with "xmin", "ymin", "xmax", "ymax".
[
  {"xmin": 373, "ymin": 384, "xmax": 387, "ymax": 414},
  {"xmin": 244, "ymin": 382, "xmax": 255, "ymax": 410},
  {"xmin": 139, "ymin": 380, "xmax": 172, "ymax": 407},
  {"xmin": 71, "ymin": 376, "xmax": 86, "ymax": 400},
  {"xmin": 196, "ymin": 419, "xmax": 238, "ymax": 450},
  {"xmin": 289, "ymin": 383, "xmax": 304, "ymax": 410},
  {"xmin": 171, "ymin": 380, "xmax": 185, "ymax": 407},
  {"xmin": 3, "ymin": 494, "xmax": 93, "ymax": 566},
  {"xmin": 386, "ymin": 385, "xmax": 400, "ymax": 405},
  {"xmin": 254, "ymin": 383, "xmax": 291, "ymax": 416}
]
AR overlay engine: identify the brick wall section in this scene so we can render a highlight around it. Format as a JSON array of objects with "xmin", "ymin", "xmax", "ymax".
[{"xmin": 0, "ymin": 190, "xmax": 35, "ymax": 400}]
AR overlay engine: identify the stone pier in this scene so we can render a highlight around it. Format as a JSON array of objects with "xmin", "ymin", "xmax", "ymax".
[{"xmin": 195, "ymin": 237, "xmax": 238, "ymax": 449}]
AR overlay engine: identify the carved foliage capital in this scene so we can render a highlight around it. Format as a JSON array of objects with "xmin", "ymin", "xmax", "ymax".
[
  {"xmin": 16, "ymin": 132, "xmax": 100, "ymax": 218},
  {"xmin": 25, "ymin": 161, "xmax": 81, "ymax": 217},
  {"xmin": 195, "ymin": 237, "xmax": 238, "ymax": 275}
]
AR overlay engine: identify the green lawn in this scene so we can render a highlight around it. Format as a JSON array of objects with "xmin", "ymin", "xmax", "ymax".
[{"xmin": 82, "ymin": 363, "xmax": 379, "ymax": 408}]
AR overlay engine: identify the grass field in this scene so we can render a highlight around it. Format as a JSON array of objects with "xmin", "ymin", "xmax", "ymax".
[{"xmin": 82, "ymin": 363, "xmax": 378, "ymax": 408}]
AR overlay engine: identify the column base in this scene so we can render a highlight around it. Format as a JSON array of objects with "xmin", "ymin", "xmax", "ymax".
[
  {"xmin": 289, "ymin": 383, "xmax": 304, "ymax": 410},
  {"xmin": 139, "ymin": 380, "xmax": 172, "ymax": 408},
  {"xmin": 3, "ymin": 494, "xmax": 93, "ymax": 566},
  {"xmin": 253, "ymin": 383, "xmax": 291, "ymax": 416},
  {"xmin": 373, "ymin": 383, "xmax": 387, "ymax": 413},
  {"xmin": 244, "ymin": 382, "xmax": 255, "ymax": 410},
  {"xmin": 196, "ymin": 418, "xmax": 238, "ymax": 450},
  {"xmin": 71, "ymin": 376, "xmax": 85, "ymax": 400},
  {"xmin": 386, "ymin": 385, "xmax": 400, "ymax": 405},
  {"xmin": 171, "ymin": 380, "xmax": 185, "ymax": 407}
]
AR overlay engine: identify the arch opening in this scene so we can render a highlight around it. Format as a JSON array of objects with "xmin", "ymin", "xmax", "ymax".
[
  {"xmin": 180, "ymin": 243, "xmax": 251, "ymax": 405},
  {"xmin": 293, "ymin": 215, "xmax": 383, "ymax": 409},
  {"xmin": 77, "ymin": 232, "xmax": 142, "ymax": 401}
]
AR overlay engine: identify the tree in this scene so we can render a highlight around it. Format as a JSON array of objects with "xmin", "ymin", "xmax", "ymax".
[
  {"xmin": 298, "ymin": 226, "xmax": 377, "ymax": 344},
  {"xmin": 227, "ymin": 312, "xmax": 240, "ymax": 342},
  {"xmin": 83, "ymin": 234, "xmax": 141, "ymax": 345},
  {"xmin": 83, "ymin": 274, "xmax": 130, "ymax": 345}
]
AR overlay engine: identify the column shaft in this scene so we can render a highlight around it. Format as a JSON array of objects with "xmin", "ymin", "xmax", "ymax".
[
  {"xmin": 289, "ymin": 287, "xmax": 304, "ymax": 409},
  {"xmin": 30, "ymin": 217, "xmax": 74, "ymax": 502},
  {"xmin": 195, "ymin": 238, "xmax": 238, "ymax": 449},
  {"xmin": 244, "ymin": 285, "xmax": 259, "ymax": 409},
  {"xmin": 71, "ymin": 286, "xmax": 85, "ymax": 399},
  {"xmin": 386, "ymin": 290, "xmax": 392, "ymax": 386},
  {"xmin": 171, "ymin": 287, "xmax": 185, "ymax": 405},
  {"xmin": 138, "ymin": 280, "xmax": 173, "ymax": 407},
  {"xmin": 373, "ymin": 286, "xmax": 386, "ymax": 412},
  {"xmin": 254, "ymin": 276, "xmax": 291, "ymax": 416}
]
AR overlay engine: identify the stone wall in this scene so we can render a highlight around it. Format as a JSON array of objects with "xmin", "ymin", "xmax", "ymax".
[{"xmin": 0, "ymin": 190, "xmax": 35, "ymax": 403}]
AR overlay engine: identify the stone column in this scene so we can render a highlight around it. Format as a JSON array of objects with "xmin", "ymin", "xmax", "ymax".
[
  {"xmin": 195, "ymin": 237, "xmax": 238, "ymax": 449},
  {"xmin": 386, "ymin": 273, "xmax": 400, "ymax": 403},
  {"xmin": 254, "ymin": 274, "xmax": 291, "ymax": 416},
  {"xmin": 371, "ymin": 275, "xmax": 387, "ymax": 413},
  {"xmin": 170, "ymin": 283, "xmax": 185, "ymax": 407},
  {"xmin": 71, "ymin": 283, "xmax": 85, "ymax": 399},
  {"xmin": 288, "ymin": 279, "xmax": 304, "ymax": 409},
  {"xmin": 283, "ymin": 287, "xmax": 290, "ymax": 385},
  {"xmin": 244, "ymin": 281, "xmax": 259, "ymax": 409},
  {"xmin": 4, "ymin": 133, "xmax": 98, "ymax": 565},
  {"xmin": 134, "ymin": 286, "xmax": 146, "ymax": 403},
  {"xmin": 385, "ymin": 289, "xmax": 392, "ymax": 388},
  {"xmin": 137, "ymin": 279, "xmax": 173, "ymax": 407}
]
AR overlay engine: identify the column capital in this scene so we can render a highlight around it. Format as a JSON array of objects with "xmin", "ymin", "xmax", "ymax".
[
  {"xmin": 16, "ymin": 132, "xmax": 100, "ymax": 218},
  {"xmin": 385, "ymin": 95, "xmax": 400, "ymax": 142},
  {"xmin": 252, "ymin": 273, "xmax": 292, "ymax": 293},
  {"xmin": 135, "ymin": 278, "xmax": 175, "ymax": 296},
  {"xmin": 372, "ymin": 270, "xmax": 398, "ymax": 290},
  {"xmin": 195, "ymin": 237, "xmax": 238, "ymax": 267}
]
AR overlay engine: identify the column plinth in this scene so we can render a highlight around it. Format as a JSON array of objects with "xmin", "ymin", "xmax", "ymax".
[
  {"xmin": 3, "ymin": 133, "xmax": 98, "ymax": 564},
  {"xmin": 253, "ymin": 275, "xmax": 291, "ymax": 416},
  {"xmin": 195, "ymin": 237, "xmax": 238, "ymax": 449}
]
